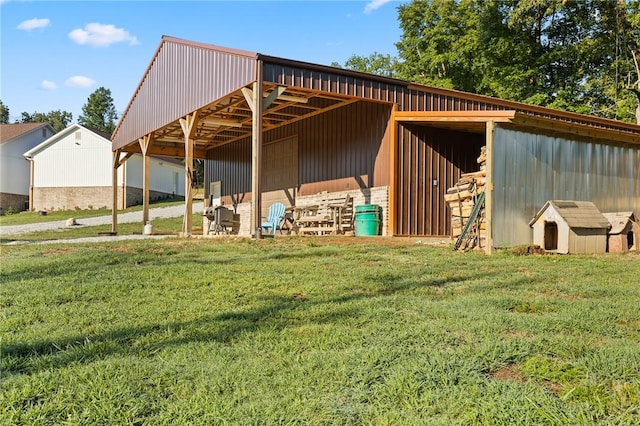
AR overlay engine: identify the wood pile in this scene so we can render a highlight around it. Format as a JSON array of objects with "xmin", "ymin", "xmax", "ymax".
[{"xmin": 444, "ymin": 146, "xmax": 487, "ymax": 250}]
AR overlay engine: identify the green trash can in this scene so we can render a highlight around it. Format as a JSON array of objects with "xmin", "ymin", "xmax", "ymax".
[{"xmin": 355, "ymin": 204, "xmax": 380, "ymax": 236}]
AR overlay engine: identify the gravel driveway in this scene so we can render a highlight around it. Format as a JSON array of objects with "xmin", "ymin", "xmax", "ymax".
[{"xmin": 1, "ymin": 202, "xmax": 204, "ymax": 243}]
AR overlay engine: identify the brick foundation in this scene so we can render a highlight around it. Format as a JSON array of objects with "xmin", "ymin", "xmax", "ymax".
[
  {"xmin": 0, "ymin": 192, "xmax": 29, "ymax": 214},
  {"xmin": 32, "ymin": 186, "xmax": 177, "ymax": 212}
]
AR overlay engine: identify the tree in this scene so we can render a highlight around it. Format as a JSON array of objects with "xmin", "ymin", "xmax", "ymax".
[
  {"xmin": 333, "ymin": 53, "xmax": 398, "ymax": 77},
  {"xmin": 0, "ymin": 100, "xmax": 9, "ymax": 124},
  {"xmin": 392, "ymin": 0, "xmax": 640, "ymax": 123},
  {"xmin": 18, "ymin": 110, "xmax": 72, "ymax": 132},
  {"xmin": 78, "ymin": 87, "xmax": 118, "ymax": 134}
]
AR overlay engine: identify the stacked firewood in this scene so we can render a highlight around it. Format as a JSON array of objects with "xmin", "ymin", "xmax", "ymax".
[{"xmin": 444, "ymin": 146, "xmax": 487, "ymax": 249}]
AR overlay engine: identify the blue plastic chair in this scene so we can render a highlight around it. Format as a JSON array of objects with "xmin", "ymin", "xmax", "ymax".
[{"xmin": 261, "ymin": 202, "xmax": 286, "ymax": 235}]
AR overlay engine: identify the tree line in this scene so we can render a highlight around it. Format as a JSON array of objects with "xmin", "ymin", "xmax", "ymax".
[
  {"xmin": 0, "ymin": 87, "xmax": 119, "ymax": 133},
  {"xmin": 333, "ymin": 0, "xmax": 640, "ymax": 124}
]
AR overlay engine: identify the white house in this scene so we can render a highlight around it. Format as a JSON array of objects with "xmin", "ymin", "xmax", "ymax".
[
  {"xmin": 1, "ymin": 123, "xmax": 56, "ymax": 213},
  {"xmin": 23, "ymin": 123, "xmax": 185, "ymax": 211}
]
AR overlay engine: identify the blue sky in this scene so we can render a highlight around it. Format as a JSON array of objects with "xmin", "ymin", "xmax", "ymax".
[{"xmin": 1, "ymin": 0, "xmax": 404, "ymax": 123}]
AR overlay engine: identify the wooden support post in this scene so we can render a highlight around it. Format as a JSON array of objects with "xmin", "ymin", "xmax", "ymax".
[
  {"xmin": 138, "ymin": 135, "xmax": 152, "ymax": 225},
  {"xmin": 388, "ymin": 104, "xmax": 398, "ymax": 236},
  {"xmin": 243, "ymin": 76, "xmax": 267, "ymax": 238},
  {"xmin": 180, "ymin": 112, "xmax": 198, "ymax": 236},
  {"xmin": 485, "ymin": 121, "xmax": 495, "ymax": 255}
]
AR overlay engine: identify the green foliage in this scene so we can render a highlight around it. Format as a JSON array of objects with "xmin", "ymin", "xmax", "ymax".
[
  {"xmin": 17, "ymin": 110, "xmax": 72, "ymax": 132},
  {"xmin": 0, "ymin": 99, "xmax": 9, "ymax": 124},
  {"xmin": 1, "ymin": 239, "xmax": 639, "ymax": 423},
  {"xmin": 78, "ymin": 87, "xmax": 118, "ymax": 134},
  {"xmin": 340, "ymin": 52, "xmax": 398, "ymax": 77},
  {"xmin": 392, "ymin": 0, "xmax": 640, "ymax": 123}
]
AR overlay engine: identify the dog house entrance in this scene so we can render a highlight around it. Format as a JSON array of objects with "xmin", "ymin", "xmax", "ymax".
[{"xmin": 544, "ymin": 221, "xmax": 558, "ymax": 250}]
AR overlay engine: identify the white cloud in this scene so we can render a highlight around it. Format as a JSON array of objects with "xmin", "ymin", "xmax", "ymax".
[
  {"xmin": 65, "ymin": 76, "xmax": 96, "ymax": 88},
  {"xmin": 68, "ymin": 23, "xmax": 139, "ymax": 47},
  {"xmin": 40, "ymin": 80, "xmax": 57, "ymax": 90},
  {"xmin": 17, "ymin": 18, "xmax": 50, "ymax": 31},
  {"xmin": 364, "ymin": 0, "xmax": 392, "ymax": 14}
]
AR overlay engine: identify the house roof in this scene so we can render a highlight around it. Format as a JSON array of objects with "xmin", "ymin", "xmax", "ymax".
[
  {"xmin": 23, "ymin": 123, "xmax": 109, "ymax": 158},
  {"xmin": 23, "ymin": 123, "xmax": 183, "ymax": 166},
  {"xmin": 529, "ymin": 200, "xmax": 611, "ymax": 229},
  {"xmin": 602, "ymin": 212, "xmax": 638, "ymax": 235},
  {"xmin": 1, "ymin": 123, "xmax": 54, "ymax": 144}
]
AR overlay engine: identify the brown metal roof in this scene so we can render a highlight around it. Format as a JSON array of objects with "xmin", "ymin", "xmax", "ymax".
[
  {"xmin": 0, "ymin": 123, "xmax": 52, "ymax": 144},
  {"xmin": 113, "ymin": 36, "xmax": 640, "ymax": 156}
]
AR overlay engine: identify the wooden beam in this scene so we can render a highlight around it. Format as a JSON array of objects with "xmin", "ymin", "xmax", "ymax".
[
  {"xmin": 179, "ymin": 111, "xmax": 199, "ymax": 236},
  {"xmin": 485, "ymin": 121, "xmax": 495, "ymax": 255},
  {"xmin": 388, "ymin": 104, "xmax": 398, "ymax": 237},
  {"xmin": 241, "ymin": 87, "xmax": 254, "ymax": 113},
  {"xmin": 262, "ymin": 86, "xmax": 286, "ymax": 110},
  {"xmin": 251, "ymin": 76, "xmax": 264, "ymax": 238},
  {"xmin": 394, "ymin": 110, "xmax": 517, "ymax": 123},
  {"xmin": 138, "ymin": 135, "xmax": 152, "ymax": 225},
  {"xmin": 118, "ymin": 152, "xmax": 135, "ymax": 167}
]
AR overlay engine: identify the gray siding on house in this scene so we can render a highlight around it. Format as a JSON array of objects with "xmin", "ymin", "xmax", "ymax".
[{"xmin": 492, "ymin": 126, "xmax": 640, "ymax": 247}]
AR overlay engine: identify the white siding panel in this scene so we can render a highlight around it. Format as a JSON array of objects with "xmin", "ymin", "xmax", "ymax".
[
  {"xmin": 33, "ymin": 128, "xmax": 112, "ymax": 187},
  {"xmin": 1, "ymin": 128, "xmax": 53, "ymax": 194},
  {"xmin": 125, "ymin": 156, "xmax": 185, "ymax": 196}
]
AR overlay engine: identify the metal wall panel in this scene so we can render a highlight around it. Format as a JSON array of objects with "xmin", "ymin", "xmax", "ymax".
[
  {"xmin": 395, "ymin": 125, "xmax": 484, "ymax": 236},
  {"xmin": 113, "ymin": 39, "xmax": 256, "ymax": 151},
  {"xmin": 33, "ymin": 128, "xmax": 112, "ymax": 187},
  {"xmin": 492, "ymin": 126, "xmax": 640, "ymax": 247},
  {"xmin": 207, "ymin": 101, "xmax": 392, "ymax": 201}
]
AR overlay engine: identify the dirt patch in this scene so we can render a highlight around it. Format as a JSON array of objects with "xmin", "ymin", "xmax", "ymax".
[
  {"xmin": 511, "ymin": 245, "xmax": 546, "ymax": 256},
  {"xmin": 492, "ymin": 364, "xmax": 527, "ymax": 383},
  {"xmin": 41, "ymin": 248, "xmax": 76, "ymax": 257}
]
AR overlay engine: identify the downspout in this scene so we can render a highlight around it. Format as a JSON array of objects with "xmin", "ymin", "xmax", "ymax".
[{"xmin": 28, "ymin": 156, "xmax": 34, "ymax": 211}]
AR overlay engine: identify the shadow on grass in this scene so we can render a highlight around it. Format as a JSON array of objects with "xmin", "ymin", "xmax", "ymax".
[{"xmin": 2, "ymin": 268, "xmax": 496, "ymax": 375}]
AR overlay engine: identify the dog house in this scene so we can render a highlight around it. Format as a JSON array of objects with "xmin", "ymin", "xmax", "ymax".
[
  {"xmin": 603, "ymin": 212, "xmax": 640, "ymax": 253},
  {"xmin": 529, "ymin": 201, "xmax": 610, "ymax": 254}
]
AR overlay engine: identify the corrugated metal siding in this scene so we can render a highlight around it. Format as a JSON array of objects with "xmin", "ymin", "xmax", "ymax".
[
  {"xmin": 263, "ymin": 62, "xmax": 506, "ymax": 115},
  {"xmin": 33, "ymin": 129, "xmax": 112, "ymax": 187},
  {"xmin": 492, "ymin": 126, "xmax": 640, "ymax": 247},
  {"xmin": 113, "ymin": 40, "xmax": 256, "ymax": 151},
  {"xmin": 207, "ymin": 101, "xmax": 392, "ymax": 201},
  {"xmin": 396, "ymin": 125, "xmax": 483, "ymax": 236}
]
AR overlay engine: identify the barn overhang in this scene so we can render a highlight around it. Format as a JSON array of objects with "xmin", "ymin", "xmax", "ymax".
[{"xmin": 114, "ymin": 83, "xmax": 360, "ymax": 159}]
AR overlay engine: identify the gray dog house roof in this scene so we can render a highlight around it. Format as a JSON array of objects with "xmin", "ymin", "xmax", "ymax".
[{"xmin": 529, "ymin": 200, "xmax": 611, "ymax": 229}]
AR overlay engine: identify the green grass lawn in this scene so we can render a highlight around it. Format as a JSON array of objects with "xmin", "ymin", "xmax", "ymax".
[{"xmin": 1, "ymin": 237, "xmax": 639, "ymax": 425}]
